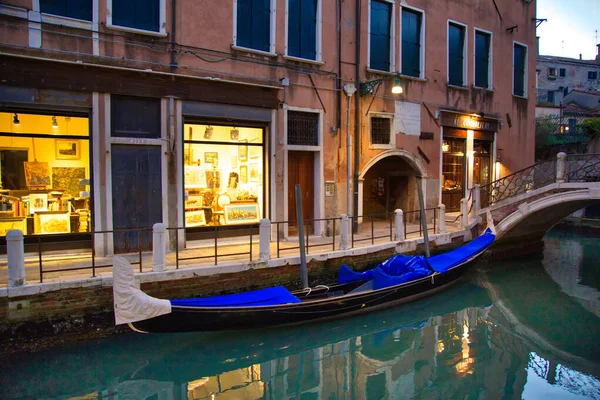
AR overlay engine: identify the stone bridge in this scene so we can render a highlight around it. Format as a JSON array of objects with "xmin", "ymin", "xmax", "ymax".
[{"xmin": 468, "ymin": 153, "xmax": 600, "ymax": 247}]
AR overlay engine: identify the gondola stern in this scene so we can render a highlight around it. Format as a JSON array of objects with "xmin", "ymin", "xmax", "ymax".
[{"xmin": 112, "ymin": 256, "xmax": 172, "ymax": 327}]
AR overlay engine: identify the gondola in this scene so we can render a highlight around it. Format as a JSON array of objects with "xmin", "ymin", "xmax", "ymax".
[{"xmin": 113, "ymin": 228, "xmax": 495, "ymax": 333}]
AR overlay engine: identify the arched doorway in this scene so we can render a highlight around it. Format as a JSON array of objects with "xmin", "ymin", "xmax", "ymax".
[{"xmin": 358, "ymin": 150, "xmax": 426, "ymax": 221}]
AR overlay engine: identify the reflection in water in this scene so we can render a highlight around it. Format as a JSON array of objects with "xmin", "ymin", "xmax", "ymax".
[{"xmin": 1, "ymin": 229, "xmax": 599, "ymax": 399}]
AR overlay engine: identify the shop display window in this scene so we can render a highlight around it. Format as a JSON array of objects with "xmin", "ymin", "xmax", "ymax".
[
  {"xmin": 183, "ymin": 123, "xmax": 264, "ymax": 227},
  {"xmin": 441, "ymin": 138, "xmax": 466, "ymax": 211},
  {"xmin": 0, "ymin": 112, "xmax": 91, "ymax": 236}
]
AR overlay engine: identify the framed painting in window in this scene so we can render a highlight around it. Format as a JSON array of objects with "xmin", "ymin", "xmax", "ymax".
[
  {"xmin": 223, "ymin": 203, "xmax": 260, "ymax": 225},
  {"xmin": 238, "ymin": 140, "xmax": 248, "ymax": 162},
  {"xmin": 249, "ymin": 163, "xmax": 259, "ymax": 182},
  {"xmin": 55, "ymin": 139, "xmax": 80, "ymax": 160},
  {"xmin": 239, "ymin": 165, "xmax": 248, "ymax": 184}
]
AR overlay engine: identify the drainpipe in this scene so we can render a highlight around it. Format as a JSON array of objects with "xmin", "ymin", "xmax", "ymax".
[
  {"xmin": 353, "ymin": 0, "xmax": 362, "ymax": 230},
  {"xmin": 170, "ymin": 0, "xmax": 177, "ymax": 71},
  {"xmin": 343, "ymin": 84, "xmax": 357, "ymax": 216}
]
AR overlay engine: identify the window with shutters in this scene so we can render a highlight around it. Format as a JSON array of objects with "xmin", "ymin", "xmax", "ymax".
[
  {"xmin": 474, "ymin": 30, "xmax": 491, "ymax": 88},
  {"xmin": 513, "ymin": 42, "xmax": 527, "ymax": 97},
  {"xmin": 588, "ymin": 71, "xmax": 598, "ymax": 80},
  {"xmin": 108, "ymin": 0, "xmax": 165, "ymax": 34},
  {"xmin": 111, "ymin": 95, "xmax": 161, "ymax": 138},
  {"xmin": 401, "ymin": 7, "xmax": 423, "ymax": 78},
  {"xmin": 236, "ymin": 0, "xmax": 273, "ymax": 53},
  {"xmin": 370, "ymin": 115, "xmax": 393, "ymax": 148},
  {"xmin": 369, "ymin": 0, "xmax": 392, "ymax": 72},
  {"xmin": 287, "ymin": 111, "xmax": 319, "ymax": 146},
  {"xmin": 547, "ymin": 91, "xmax": 555, "ymax": 103},
  {"xmin": 559, "ymin": 68, "xmax": 566, "ymax": 77},
  {"xmin": 448, "ymin": 22, "xmax": 466, "ymax": 86},
  {"xmin": 287, "ymin": 0, "xmax": 320, "ymax": 61},
  {"xmin": 40, "ymin": 0, "xmax": 92, "ymax": 21}
]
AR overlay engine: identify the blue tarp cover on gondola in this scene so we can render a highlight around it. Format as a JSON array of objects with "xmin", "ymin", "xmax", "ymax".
[
  {"xmin": 170, "ymin": 286, "xmax": 301, "ymax": 307},
  {"xmin": 426, "ymin": 229, "xmax": 495, "ymax": 273}
]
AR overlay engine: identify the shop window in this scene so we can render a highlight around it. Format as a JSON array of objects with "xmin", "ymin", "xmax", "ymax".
[
  {"xmin": 288, "ymin": 111, "xmax": 319, "ymax": 146},
  {"xmin": 513, "ymin": 43, "xmax": 527, "ymax": 97},
  {"xmin": 369, "ymin": 0, "xmax": 392, "ymax": 72},
  {"xmin": 183, "ymin": 123, "xmax": 264, "ymax": 228},
  {"xmin": 370, "ymin": 116, "xmax": 391, "ymax": 145},
  {"xmin": 448, "ymin": 22, "xmax": 466, "ymax": 86},
  {"xmin": 111, "ymin": 95, "xmax": 161, "ymax": 138},
  {"xmin": 111, "ymin": 0, "xmax": 160, "ymax": 32},
  {"xmin": 236, "ymin": 0, "xmax": 272, "ymax": 52},
  {"xmin": 40, "ymin": 0, "xmax": 92, "ymax": 21},
  {"xmin": 441, "ymin": 137, "xmax": 465, "ymax": 211},
  {"xmin": 401, "ymin": 7, "xmax": 422, "ymax": 78},
  {"xmin": 287, "ymin": 0, "xmax": 318, "ymax": 60},
  {"xmin": 473, "ymin": 140, "xmax": 491, "ymax": 186},
  {"xmin": 475, "ymin": 30, "xmax": 491, "ymax": 88},
  {"xmin": 0, "ymin": 112, "xmax": 91, "ymax": 237}
]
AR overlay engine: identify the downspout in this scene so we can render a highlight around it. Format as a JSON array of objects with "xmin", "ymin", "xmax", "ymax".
[
  {"xmin": 344, "ymin": 85, "xmax": 357, "ymax": 215},
  {"xmin": 353, "ymin": 0, "xmax": 362, "ymax": 229},
  {"xmin": 170, "ymin": 0, "xmax": 177, "ymax": 71}
]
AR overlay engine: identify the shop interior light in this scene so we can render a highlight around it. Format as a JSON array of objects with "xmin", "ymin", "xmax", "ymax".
[
  {"xmin": 442, "ymin": 141, "xmax": 450, "ymax": 152},
  {"xmin": 13, "ymin": 113, "xmax": 20, "ymax": 126},
  {"xmin": 204, "ymin": 126, "xmax": 213, "ymax": 139},
  {"xmin": 52, "ymin": 116, "xmax": 58, "ymax": 128},
  {"xmin": 230, "ymin": 127, "xmax": 239, "ymax": 140}
]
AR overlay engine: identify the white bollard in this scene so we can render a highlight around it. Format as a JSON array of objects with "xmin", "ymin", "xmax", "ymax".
[
  {"xmin": 340, "ymin": 214, "xmax": 349, "ymax": 250},
  {"xmin": 556, "ymin": 152, "xmax": 567, "ymax": 183},
  {"xmin": 394, "ymin": 209, "xmax": 405, "ymax": 240},
  {"xmin": 437, "ymin": 204, "xmax": 446, "ymax": 234},
  {"xmin": 7, "ymin": 230, "xmax": 25, "ymax": 287},
  {"xmin": 461, "ymin": 198, "xmax": 469, "ymax": 229},
  {"xmin": 259, "ymin": 218, "xmax": 271, "ymax": 261},
  {"xmin": 152, "ymin": 223, "xmax": 166, "ymax": 272}
]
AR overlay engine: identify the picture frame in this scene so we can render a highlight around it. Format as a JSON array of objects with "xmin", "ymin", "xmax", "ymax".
[
  {"xmin": 55, "ymin": 139, "xmax": 80, "ymax": 160},
  {"xmin": 249, "ymin": 145, "xmax": 260, "ymax": 159},
  {"xmin": 239, "ymin": 165, "xmax": 248, "ymax": 184},
  {"xmin": 23, "ymin": 161, "xmax": 51, "ymax": 188},
  {"xmin": 184, "ymin": 166, "xmax": 207, "ymax": 188},
  {"xmin": 185, "ymin": 210, "xmax": 207, "ymax": 227},
  {"xmin": 206, "ymin": 169, "xmax": 221, "ymax": 189},
  {"xmin": 238, "ymin": 139, "xmax": 248, "ymax": 162},
  {"xmin": 204, "ymin": 152, "xmax": 218, "ymax": 165},
  {"xmin": 249, "ymin": 163, "xmax": 259, "ymax": 182},
  {"xmin": 223, "ymin": 203, "xmax": 260, "ymax": 225},
  {"xmin": 30, "ymin": 193, "xmax": 48, "ymax": 213},
  {"xmin": 185, "ymin": 195, "xmax": 203, "ymax": 209}
]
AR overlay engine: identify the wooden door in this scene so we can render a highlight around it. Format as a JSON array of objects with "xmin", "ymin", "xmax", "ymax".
[
  {"xmin": 111, "ymin": 145, "xmax": 162, "ymax": 253},
  {"xmin": 288, "ymin": 151, "xmax": 314, "ymax": 234}
]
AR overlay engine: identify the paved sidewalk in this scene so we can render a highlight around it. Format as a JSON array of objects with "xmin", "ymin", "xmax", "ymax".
[{"xmin": 0, "ymin": 216, "xmax": 462, "ymax": 287}]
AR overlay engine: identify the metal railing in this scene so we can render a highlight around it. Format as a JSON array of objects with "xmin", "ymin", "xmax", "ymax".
[
  {"xmin": 565, "ymin": 153, "xmax": 600, "ymax": 182},
  {"xmin": 350, "ymin": 213, "xmax": 395, "ymax": 247},
  {"xmin": 274, "ymin": 217, "xmax": 341, "ymax": 258},
  {"xmin": 403, "ymin": 208, "xmax": 437, "ymax": 236}
]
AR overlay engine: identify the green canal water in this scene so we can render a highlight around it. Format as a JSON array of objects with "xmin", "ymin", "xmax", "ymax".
[{"xmin": 1, "ymin": 227, "xmax": 599, "ymax": 399}]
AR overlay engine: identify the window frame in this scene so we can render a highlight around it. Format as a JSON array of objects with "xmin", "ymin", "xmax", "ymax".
[
  {"xmin": 447, "ymin": 20, "xmax": 468, "ymax": 87},
  {"xmin": 367, "ymin": 0, "xmax": 395, "ymax": 73},
  {"xmin": 106, "ymin": 0, "xmax": 167, "ymax": 37},
  {"xmin": 548, "ymin": 67, "xmax": 557, "ymax": 77},
  {"xmin": 588, "ymin": 71, "xmax": 599, "ymax": 80},
  {"xmin": 559, "ymin": 68, "xmax": 566, "ymax": 77},
  {"xmin": 233, "ymin": 0, "xmax": 277, "ymax": 56},
  {"xmin": 368, "ymin": 112, "xmax": 395, "ymax": 150},
  {"xmin": 400, "ymin": 5, "xmax": 425, "ymax": 80},
  {"xmin": 473, "ymin": 27, "xmax": 492, "ymax": 89},
  {"xmin": 512, "ymin": 41, "xmax": 528, "ymax": 98},
  {"xmin": 38, "ymin": 0, "xmax": 94, "ymax": 28},
  {"xmin": 284, "ymin": 0, "xmax": 322, "ymax": 63}
]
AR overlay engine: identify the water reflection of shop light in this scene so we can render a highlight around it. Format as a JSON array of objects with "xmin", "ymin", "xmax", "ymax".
[{"xmin": 187, "ymin": 377, "xmax": 209, "ymax": 391}]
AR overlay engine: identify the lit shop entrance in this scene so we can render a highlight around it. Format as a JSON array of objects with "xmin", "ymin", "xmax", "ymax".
[{"xmin": 183, "ymin": 122, "xmax": 266, "ymax": 238}]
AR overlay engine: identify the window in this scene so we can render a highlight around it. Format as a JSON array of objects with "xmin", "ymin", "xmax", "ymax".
[
  {"xmin": 401, "ymin": 8, "xmax": 422, "ymax": 78},
  {"xmin": 559, "ymin": 68, "xmax": 566, "ymax": 77},
  {"xmin": 40, "ymin": 0, "xmax": 92, "ymax": 21},
  {"xmin": 236, "ymin": 0, "xmax": 272, "ymax": 52},
  {"xmin": 111, "ymin": 0, "xmax": 160, "ymax": 32},
  {"xmin": 370, "ymin": 116, "xmax": 391, "ymax": 145},
  {"xmin": 288, "ymin": 111, "xmax": 319, "ymax": 146},
  {"xmin": 475, "ymin": 30, "xmax": 491, "ymax": 88},
  {"xmin": 513, "ymin": 43, "xmax": 527, "ymax": 97},
  {"xmin": 588, "ymin": 71, "xmax": 598, "ymax": 80},
  {"xmin": 547, "ymin": 90, "xmax": 555, "ymax": 103},
  {"xmin": 369, "ymin": 0, "xmax": 392, "ymax": 71},
  {"xmin": 111, "ymin": 95, "xmax": 161, "ymax": 138},
  {"xmin": 287, "ymin": 0, "xmax": 318, "ymax": 60},
  {"xmin": 448, "ymin": 22, "xmax": 466, "ymax": 86},
  {"xmin": 548, "ymin": 67, "xmax": 557, "ymax": 77}
]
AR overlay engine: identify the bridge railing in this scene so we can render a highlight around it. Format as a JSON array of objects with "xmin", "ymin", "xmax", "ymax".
[{"xmin": 565, "ymin": 153, "xmax": 600, "ymax": 182}]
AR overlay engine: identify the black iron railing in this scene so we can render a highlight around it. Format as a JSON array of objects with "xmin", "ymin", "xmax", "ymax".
[
  {"xmin": 565, "ymin": 153, "xmax": 600, "ymax": 182},
  {"xmin": 275, "ymin": 217, "xmax": 340, "ymax": 258}
]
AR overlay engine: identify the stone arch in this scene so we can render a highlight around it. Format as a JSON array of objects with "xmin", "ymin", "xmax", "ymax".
[{"xmin": 359, "ymin": 149, "xmax": 427, "ymax": 180}]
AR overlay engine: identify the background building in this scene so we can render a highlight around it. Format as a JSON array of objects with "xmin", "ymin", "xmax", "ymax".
[{"xmin": 0, "ymin": 0, "xmax": 536, "ymax": 255}]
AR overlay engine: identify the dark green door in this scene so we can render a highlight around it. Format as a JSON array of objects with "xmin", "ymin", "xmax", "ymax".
[{"xmin": 111, "ymin": 145, "xmax": 162, "ymax": 253}]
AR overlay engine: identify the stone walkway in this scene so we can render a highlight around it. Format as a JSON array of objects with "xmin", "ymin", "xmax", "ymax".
[{"xmin": 0, "ymin": 215, "xmax": 463, "ymax": 287}]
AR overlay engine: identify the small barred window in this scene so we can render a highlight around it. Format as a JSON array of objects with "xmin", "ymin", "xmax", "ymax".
[
  {"xmin": 288, "ymin": 111, "xmax": 319, "ymax": 146},
  {"xmin": 371, "ymin": 117, "xmax": 391, "ymax": 145}
]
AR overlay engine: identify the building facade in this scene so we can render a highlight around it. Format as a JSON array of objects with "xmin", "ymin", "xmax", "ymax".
[{"xmin": 0, "ymin": 0, "xmax": 536, "ymax": 255}]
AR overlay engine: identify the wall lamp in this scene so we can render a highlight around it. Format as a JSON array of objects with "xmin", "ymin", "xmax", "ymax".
[
  {"xmin": 52, "ymin": 116, "xmax": 58, "ymax": 128},
  {"xmin": 359, "ymin": 74, "xmax": 403, "ymax": 96},
  {"xmin": 13, "ymin": 113, "xmax": 20, "ymax": 126},
  {"xmin": 204, "ymin": 126, "xmax": 213, "ymax": 139}
]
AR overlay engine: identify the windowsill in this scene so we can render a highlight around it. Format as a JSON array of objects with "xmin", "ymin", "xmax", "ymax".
[
  {"xmin": 41, "ymin": 13, "xmax": 92, "ymax": 30},
  {"xmin": 399, "ymin": 74, "xmax": 427, "ymax": 82},
  {"xmin": 283, "ymin": 55, "xmax": 325, "ymax": 66},
  {"xmin": 447, "ymin": 83, "xmax": 469, "ymax": 91},
  {"xmin": 231, "ymin": 45, "xmax": 277, "ymax": 58},
  {"xmin": 512, "ymin": 94, "xmax": 528, "ymax": 99},
  {"xmin": 366, "ymin": 68, "xmax": 397, "ymax": 77},
  {"xmin": 0, "ymin": 4, "xmax": 28, "ymax": 19},
  {"xmin": 105, "ymin": 23, "xmax": 167, "ymax": 38},
  {"xmin": 369, "ymin": 144, "xmax": 394, "ymax": 150},
  {"xmin": 473, "ymin": 85, "xmax": 495, "ymax": 93}
]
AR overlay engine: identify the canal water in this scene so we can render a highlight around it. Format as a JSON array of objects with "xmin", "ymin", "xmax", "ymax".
[{"xmin": 1, "ymin": 227, "xmax": 599, "ymax": 399}]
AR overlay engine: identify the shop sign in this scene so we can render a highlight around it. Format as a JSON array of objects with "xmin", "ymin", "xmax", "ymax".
[{"xmin": 440, "ymin": 112, "xmax": 499, "ymax": 132}]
